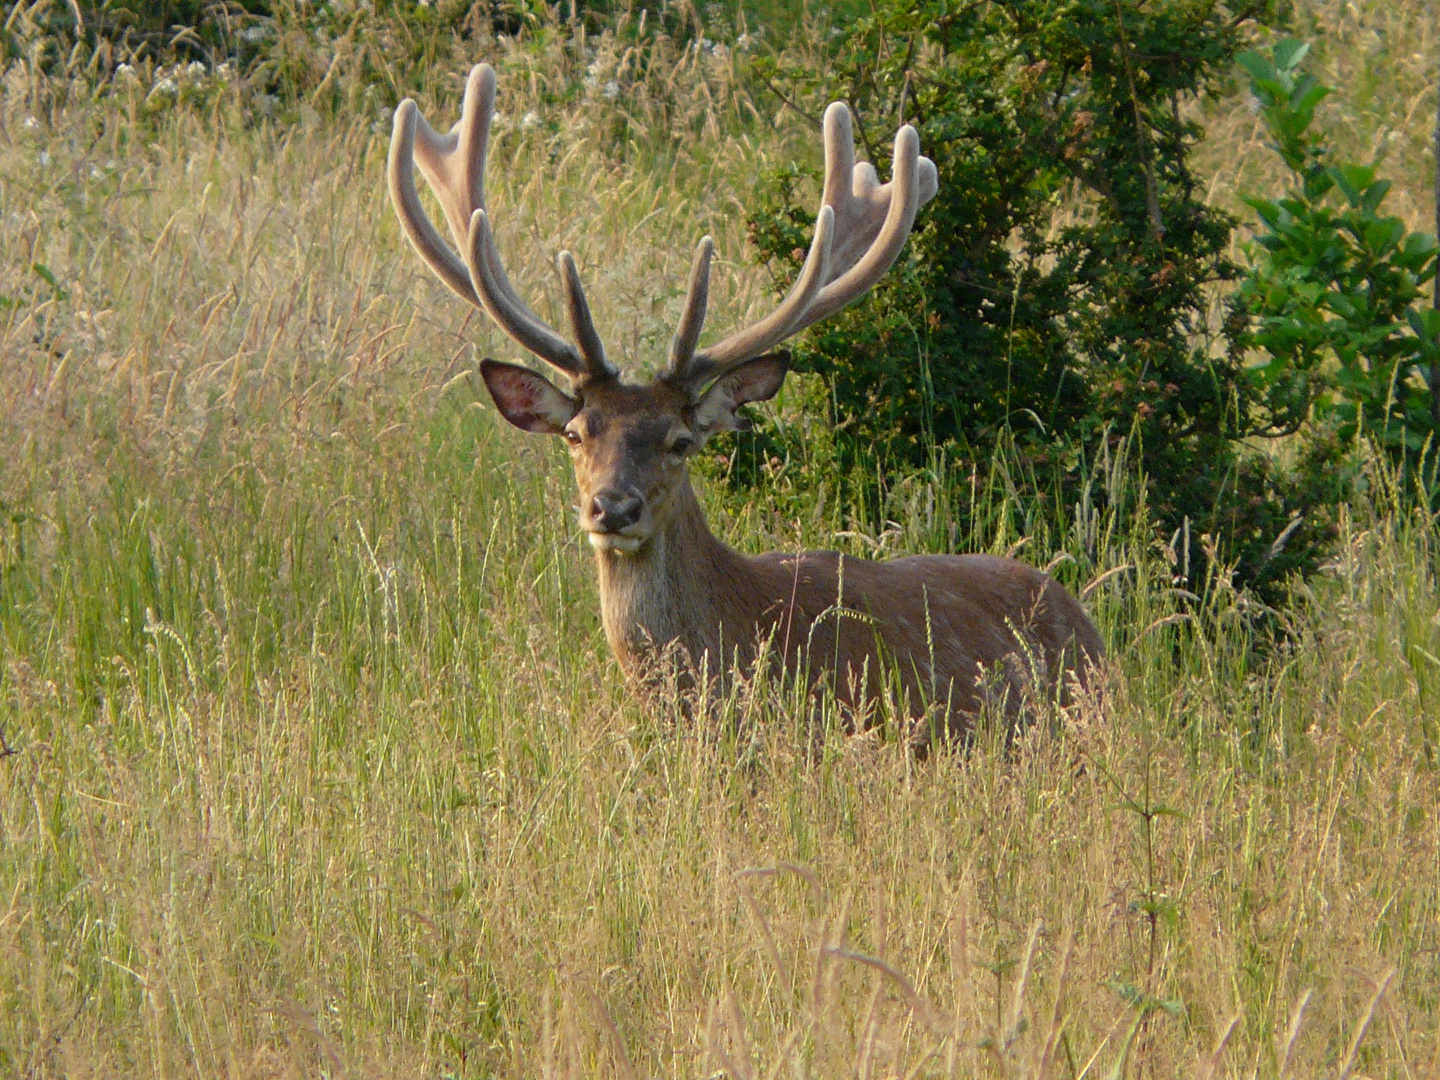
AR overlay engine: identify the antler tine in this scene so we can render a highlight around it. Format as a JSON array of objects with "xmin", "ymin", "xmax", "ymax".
[
  {"xmin": 464, "ymin": 210, "xmax": 586, "ymax": 375},
  {"xmin": 415, "ymin": 64, "xmax": 495, "ymax": 254},
  {"xmin": 388, "ymin": 98, "xmax": 480, "ymax": 306},
  {"xmin": 389, "ymin": 63, "xmax": 609, "ymax": 381},
  {"xmin": 684, "ymin": 206, "xmax": 835, "ymax": 383},
  {"xmin": 558, "ymin": 251, "xmax": 615, "ymax": 375},
  {"xmin": 676, "ymin": 102, "xmax": 936, "ymax": 390},
  {"xmin": 802, "ymin": 112, "xmax": 935, "ymax": 326},
  {"xmin": 666, "ymin": 236, "xmax": 714, "ymax": 375}
]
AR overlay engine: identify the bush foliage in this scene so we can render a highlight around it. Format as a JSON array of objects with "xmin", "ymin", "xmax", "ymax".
[
  {"xmin": 1233, "ymin": 40, "xmax": 1440, "ymax": 474},
  {"xmin": 746, "ymin": 1, "xmax": 1436, "ymax": 596}
]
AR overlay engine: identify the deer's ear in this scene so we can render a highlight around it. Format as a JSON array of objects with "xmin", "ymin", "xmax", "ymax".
[
  {"xmin": 480, "ymin": 359, "xmax": 579, "ymax": 435},
  {"xmin": 691, "ymin": 352, "xmax": 789, "ymax": 436}
]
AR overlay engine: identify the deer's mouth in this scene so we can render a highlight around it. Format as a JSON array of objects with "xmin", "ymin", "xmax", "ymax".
[{"xmin": 587, "ymin": 529, "xmax": 646, "ymax": 554}]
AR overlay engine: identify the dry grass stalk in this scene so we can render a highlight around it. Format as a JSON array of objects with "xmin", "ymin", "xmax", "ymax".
[{"xmin": 1337, "ymin": 967, "xmax": 1397, "ymax": 1080}]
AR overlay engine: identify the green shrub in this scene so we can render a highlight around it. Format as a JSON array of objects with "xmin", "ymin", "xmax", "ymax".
[
  {"xmin": 744, "ymin": 0, "xmax": 1359, "ymax": 598},
  {"xmin": 1232, "ymin": 39, "xmax": 1440, "ymax": 485}
]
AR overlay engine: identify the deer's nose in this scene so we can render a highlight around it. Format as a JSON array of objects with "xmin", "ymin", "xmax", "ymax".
[{"xmin": 589, "ymin": 490, "xmax": 643, "ymax": 532}]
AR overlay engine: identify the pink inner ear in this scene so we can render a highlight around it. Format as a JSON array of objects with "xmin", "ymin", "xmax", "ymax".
[
  {"xmin": 493, "ymin": 370, "xmax": 545, "ymax": 423},
  {"xmin": 504, "ymin": 387, "xmax": 552, "ymax": 430},
  {"xmin": 510, "ymin": 385, "xmax": 539, "ymax": 413}
]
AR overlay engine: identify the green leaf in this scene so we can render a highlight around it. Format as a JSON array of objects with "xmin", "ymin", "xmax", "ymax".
[
  {"xmin": 1243, "ymin": 195, "xmax": 1282, "ymax": 227},
  {"xmin": 1407, "ymin": 307, "xmax": 1440, "ymax": 341},
  {"xmin": 1291, "ymin": 79, "xmax": 1330, "ymax": 118},
  {"xmin": 1402, "ymin": 231, "xmax": 1439, "ymax": 259},
  {"xmin": 1301, "ymin": 169, "xmax": 1335, "ymax": 201},
  {"xmin": 1136, "ymin": 895, "xmax": 1184, "ymax": 929},
  {"xmin": 1360, "ymin": 179, "xmax": 1392, "ymax": 217},
  {"xmin": 1236, "ymin": 50, "xmax": 1278, "ymax": 84},
  {"xmin": 1329, "ymin": 164, "xmax": 1375, "ymax": 207},
  {"xmin": 1326, "ymin": 167, "xmax": 1360, "ymax": 207},
  {"xmin": 1272, "ymin": 38, "xmax": 1311, "ymax": 72},
  {"xmin": 1156, "ymin": 996, "xmax": 1187, "ymax": 1019},
  {"xmin": 1327, "ymin": 293, "xmax": 1357, "ymax": 319},
  {"xmin": 1362, "ymin": 217, "xmax": 1404, "ymax": 256}
]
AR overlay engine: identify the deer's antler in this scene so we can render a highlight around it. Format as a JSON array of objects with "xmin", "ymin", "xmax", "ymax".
[
  {"xmin": 666, "ymin": 102, "xmax": 938, "ymax": 390},
  {"xmin": 387, "ymin": 64, "xmax": 615, "ymax": 381}
]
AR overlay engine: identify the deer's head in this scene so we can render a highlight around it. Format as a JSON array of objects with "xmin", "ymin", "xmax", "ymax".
[{"xmin": 388, "ymin": 64, "xmax": 937, "ymax": 555}]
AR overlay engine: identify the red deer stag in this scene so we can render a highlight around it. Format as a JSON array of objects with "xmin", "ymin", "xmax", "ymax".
[{"xmin": 388, "ymin": 64, "xmax": 1102, "ymax": 739}]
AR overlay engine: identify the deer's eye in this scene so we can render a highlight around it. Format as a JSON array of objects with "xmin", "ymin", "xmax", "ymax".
[
  {"xmin": 669, "ymin": 436, "xmax": 694, "ymax": 457},
  {"xmin": 563, "ymin": 428, "xmax": 582, "ymax": 446}
]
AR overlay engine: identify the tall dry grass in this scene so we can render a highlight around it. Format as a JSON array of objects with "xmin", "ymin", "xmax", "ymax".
[{"xmin": 0, "ymin": 1, "xmax": 1437, "ymax": 1077}]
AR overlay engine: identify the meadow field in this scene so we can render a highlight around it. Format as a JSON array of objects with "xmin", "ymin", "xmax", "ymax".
[{"xmin": 0, "ymin": 1, "xmax": 1438, "ymax": 1076}]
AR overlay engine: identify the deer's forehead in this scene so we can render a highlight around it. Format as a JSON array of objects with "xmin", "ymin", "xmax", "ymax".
[{"xmin": 577, "ymin": 383, "xmax": 690, "ymax": 435}]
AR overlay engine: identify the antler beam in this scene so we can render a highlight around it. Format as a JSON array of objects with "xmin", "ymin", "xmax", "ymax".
[
  {"xmin": 387, "ymin": 64, "xmax": 616, "ymax": 381},
  {"xmin": 666, "ymin": 101, "xmax": 938, "ymax": 391}
]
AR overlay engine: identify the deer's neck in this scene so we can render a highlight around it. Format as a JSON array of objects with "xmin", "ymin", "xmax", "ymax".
[{"xmin": 593, "ymin": 475, "xmax": 748, "ymax": 677}]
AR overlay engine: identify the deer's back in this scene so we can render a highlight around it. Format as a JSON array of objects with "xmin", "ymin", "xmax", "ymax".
[{"xmin": 745, "ymin": 549, "xmax": 1101, "ymax": 724}]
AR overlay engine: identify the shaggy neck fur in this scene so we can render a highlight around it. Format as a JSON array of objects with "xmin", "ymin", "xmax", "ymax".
[{"xmin": 593, "ymin": 474, "xmax": 747, "ymax": 678}]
